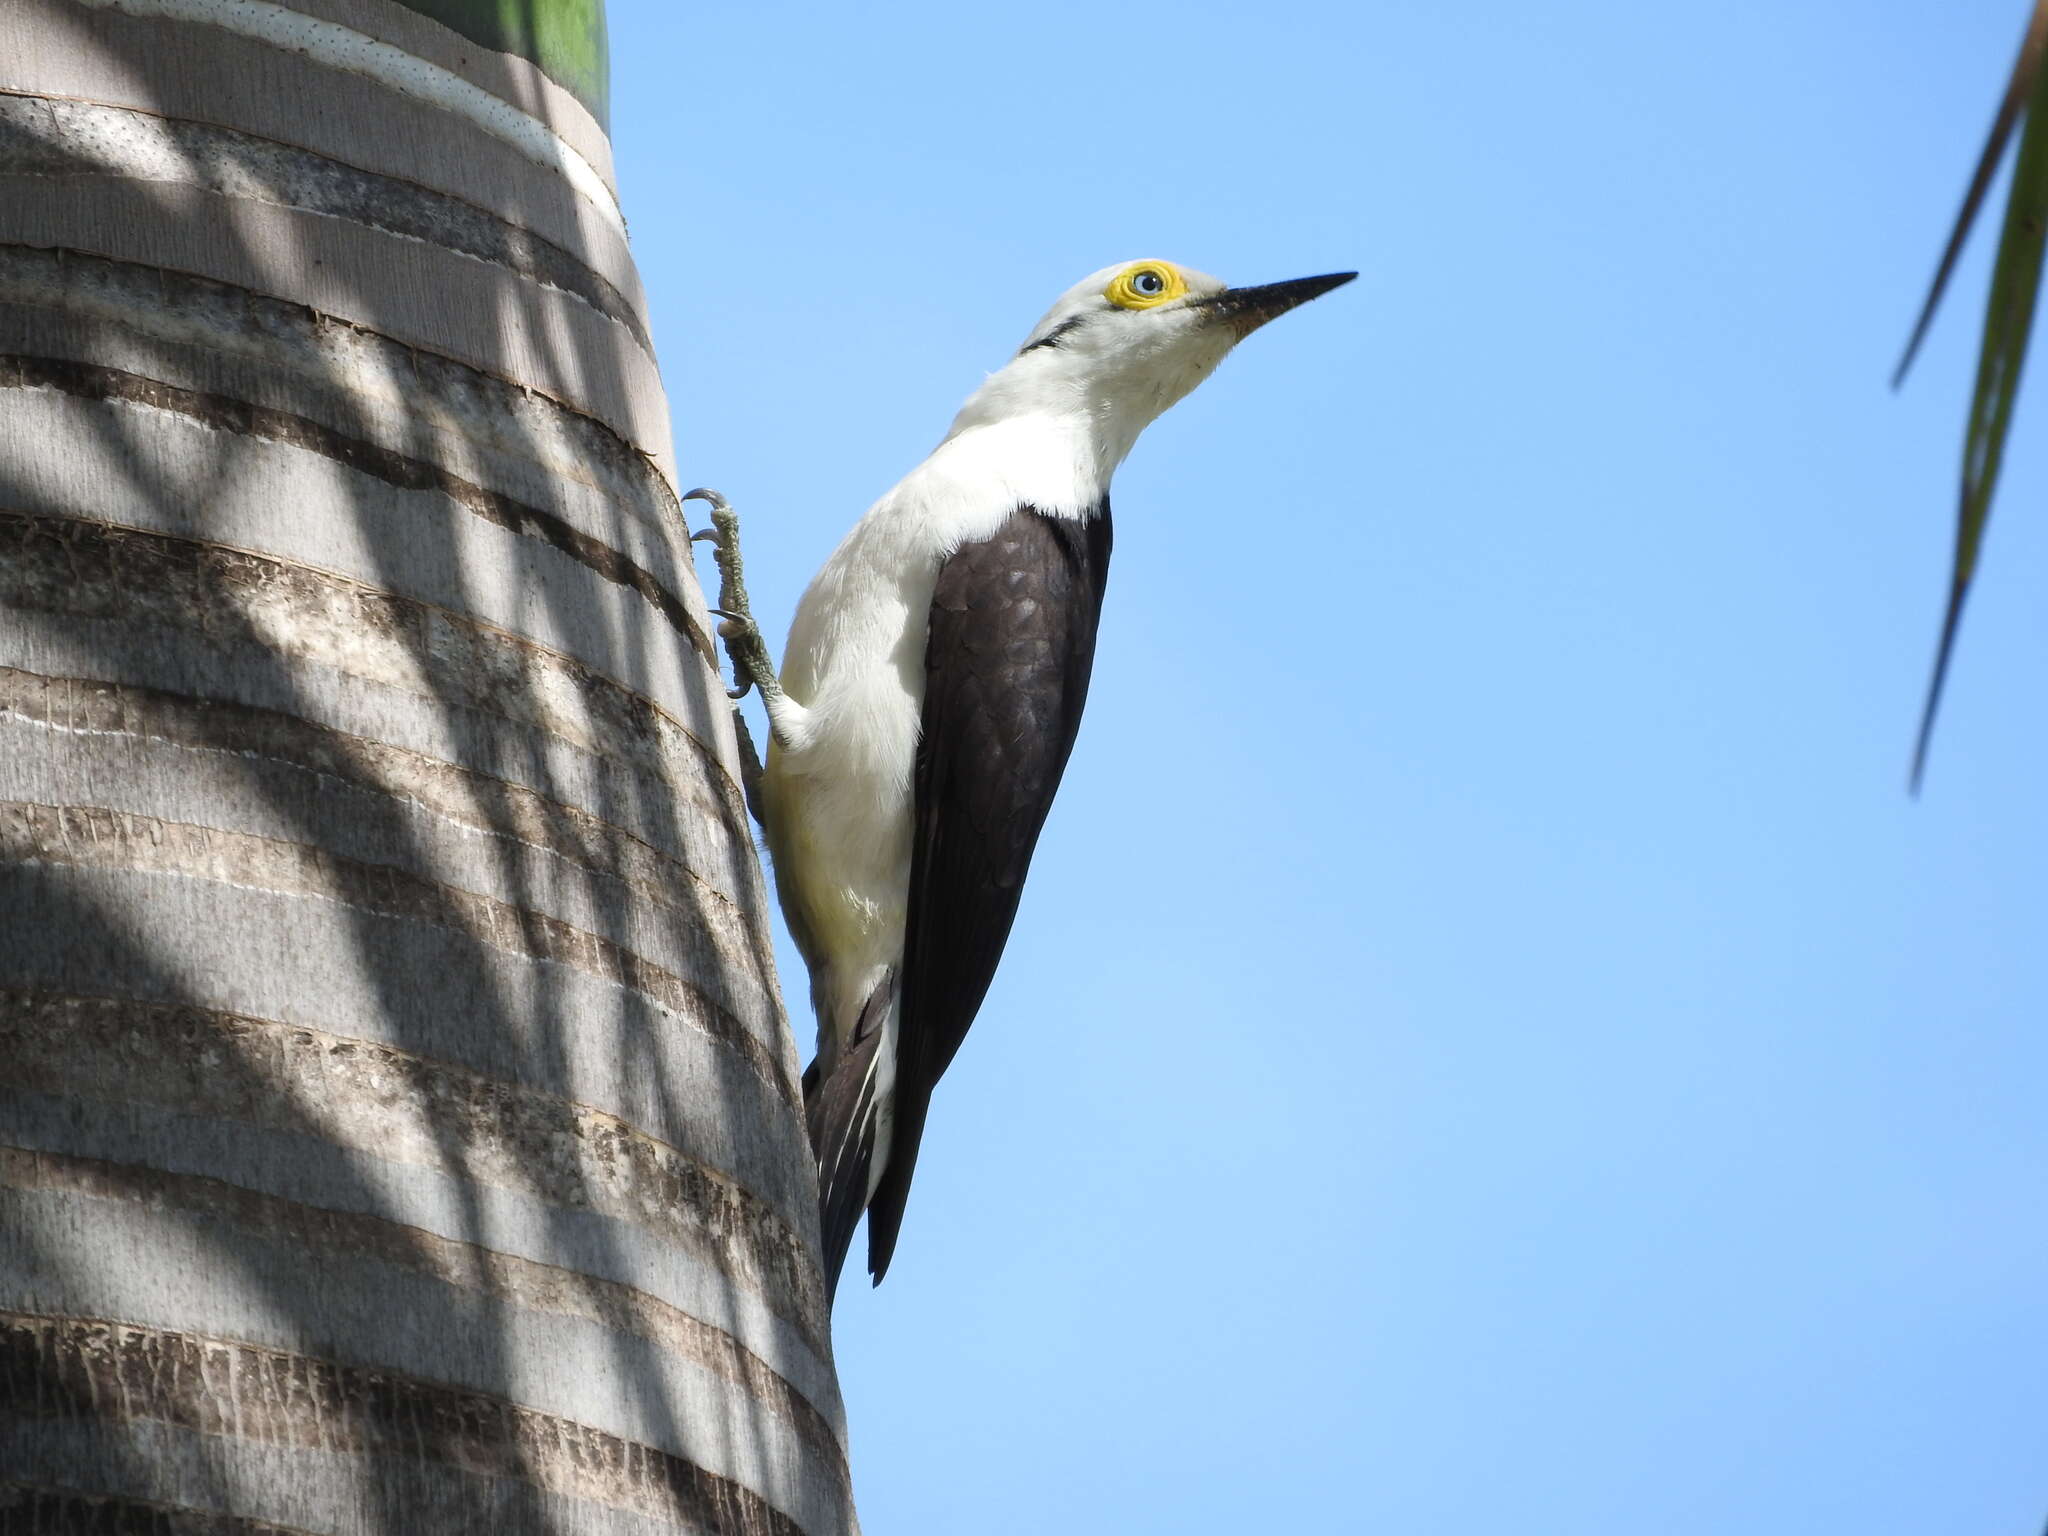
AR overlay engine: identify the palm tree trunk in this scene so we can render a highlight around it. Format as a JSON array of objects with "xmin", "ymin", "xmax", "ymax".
[{"xmin": 0, "ymin": 2, "xmax": 855, "ymax": 1530}]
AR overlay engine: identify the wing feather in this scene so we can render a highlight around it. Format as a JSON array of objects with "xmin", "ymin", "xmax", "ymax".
[{"xmin": 862, "ymin": 503, "xmax": 1113, "ymax": 1282}]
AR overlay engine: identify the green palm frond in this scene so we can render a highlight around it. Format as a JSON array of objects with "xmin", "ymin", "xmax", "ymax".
[{"xmin": 1898, "ymin": 1, "xmax": 2048, "ymax": 791}]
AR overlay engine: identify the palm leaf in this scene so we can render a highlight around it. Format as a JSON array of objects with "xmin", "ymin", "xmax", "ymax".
[
  {"xmin": 1895, "ymin": 5, "xmax": 2048, "ymax": 389},
  {"xmin": 1900, "ymin": 1, "xmax": 2048, "ymax": 791}
]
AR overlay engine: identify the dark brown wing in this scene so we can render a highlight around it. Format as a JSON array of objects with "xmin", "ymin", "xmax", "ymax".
[{"xmin": 862, "ymin": 503, "xmax": 1113, "ymax": 1283}]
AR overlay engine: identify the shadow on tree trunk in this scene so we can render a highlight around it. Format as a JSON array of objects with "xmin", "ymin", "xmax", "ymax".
[{"xmin": 0, "ymin": 3, "xmax": 853, "ymax": 1531}]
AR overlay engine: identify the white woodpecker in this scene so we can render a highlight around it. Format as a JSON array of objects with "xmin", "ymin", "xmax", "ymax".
[{"xmin": 690, "ymin": 258, "xmax": 1354, "ymax": 1296}]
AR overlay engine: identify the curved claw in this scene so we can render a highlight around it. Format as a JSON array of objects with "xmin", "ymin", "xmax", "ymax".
[
  {"xmin": 681, "ymin": 487, "xmax": 783, "ymax": 718},
  {"xmin": 685, "ymin": 489, "xmax": 732, "ymax": 549}
]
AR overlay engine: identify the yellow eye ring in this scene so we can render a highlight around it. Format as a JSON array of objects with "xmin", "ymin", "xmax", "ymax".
[{"xmin": 1105, "ymin": 262, "xmax": 1188, "ymax": 310}]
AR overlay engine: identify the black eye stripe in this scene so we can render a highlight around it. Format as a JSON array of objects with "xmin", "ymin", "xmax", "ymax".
[{"xmin": 1019, "ymin": 315, "xmax": 1087, "ymax": 354}]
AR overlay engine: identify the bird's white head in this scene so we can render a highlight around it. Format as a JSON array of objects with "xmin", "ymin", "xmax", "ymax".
[{"xmin": 941, "ymin": 259, "xmax": 1356, "ymax": 490}]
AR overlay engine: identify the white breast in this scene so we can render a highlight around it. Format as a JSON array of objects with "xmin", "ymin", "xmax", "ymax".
[{"xmin": 761, "ymin": 412, "xmax": 1104, "ymax": 1037}]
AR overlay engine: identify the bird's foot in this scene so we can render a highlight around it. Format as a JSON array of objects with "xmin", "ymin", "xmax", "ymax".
[
  {"xmin": 684, "ymin": 488, "xmax": 781, "ymax": 704},
  {"xmin": 684, "ymin": 488, "xmax": 804, "ymax": 756}
]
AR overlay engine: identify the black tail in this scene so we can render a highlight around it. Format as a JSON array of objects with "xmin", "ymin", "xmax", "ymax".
[
  {"xmin": 803, "ymin": 977, "xmax": 892, "ymax": 1300},
  {"xmin": 860, "ymin": 1090, "xmax": 931, "ymax": 1287}
]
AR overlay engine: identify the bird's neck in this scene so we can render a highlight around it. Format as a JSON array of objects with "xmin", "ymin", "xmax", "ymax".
[
  {"xmin": 920, "ymin": 414, "xmax": 1113, "ymax": 520},
  {"xmin": 933, "ymin": 384, "xmax": 1150, "ymax": 519},
  {"xmin": 930, "ymin": 335, "xmax": 1234, "ymax": 517}
]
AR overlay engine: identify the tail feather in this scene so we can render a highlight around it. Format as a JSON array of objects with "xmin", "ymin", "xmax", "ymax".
[
  {"xmin": 804, "ymin": 976, "xmax": 894, "ymax": 1299},
  {"xmin": 862, "ymin": 1083, "xmax": 939, "ymax": 1286}
]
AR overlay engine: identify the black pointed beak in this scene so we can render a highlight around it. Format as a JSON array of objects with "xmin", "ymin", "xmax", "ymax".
[{"xmin": 1201, "ymin": 271, "xmax": 1357, "ymax": 337}]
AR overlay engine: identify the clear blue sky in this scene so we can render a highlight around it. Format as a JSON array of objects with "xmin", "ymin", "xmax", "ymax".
[{"xmin": 609, "ymin": 4, "xmax": 2047, "ymax": 1531}]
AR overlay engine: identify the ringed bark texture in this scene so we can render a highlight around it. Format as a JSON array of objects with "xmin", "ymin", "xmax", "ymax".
[{"xmin": 0, "ymin": 2, "xmax": 857, "ymax": 1531}]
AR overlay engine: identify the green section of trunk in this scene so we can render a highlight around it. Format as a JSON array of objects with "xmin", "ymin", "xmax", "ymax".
[{"xmin": 394, "ymin": 0, "xmax": 608, "ymax": 125}]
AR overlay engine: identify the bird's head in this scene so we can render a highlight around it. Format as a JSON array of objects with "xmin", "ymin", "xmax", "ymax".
[{"xmin": 947, "ymin": 259, "xmax": 1355, "ymax": 474}]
